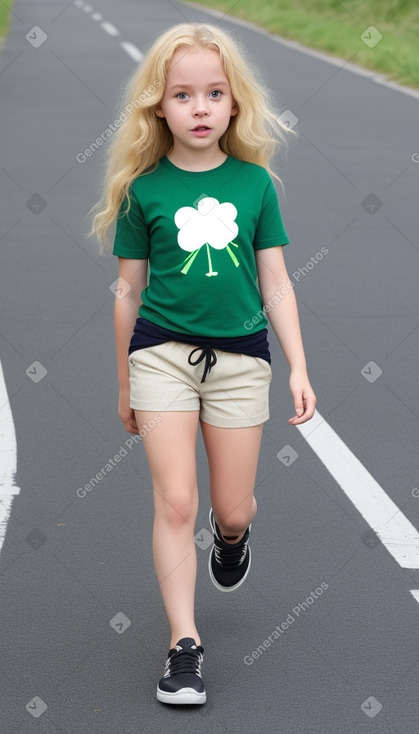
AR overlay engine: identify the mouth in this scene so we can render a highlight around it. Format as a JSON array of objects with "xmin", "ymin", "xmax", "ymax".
[{"xmin": 191, "ymin": 125, "xmax": 212, "ymax": 131}]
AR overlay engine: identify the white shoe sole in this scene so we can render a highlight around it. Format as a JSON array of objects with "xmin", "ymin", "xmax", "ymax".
[{"xmin": 157, "ymin": 686, "xmax": 206, "ymax": 704}]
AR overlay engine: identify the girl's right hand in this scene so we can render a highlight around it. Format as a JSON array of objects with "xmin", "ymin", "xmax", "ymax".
[{"xmin": 118, "ymin": 385, "xmax": 139, "ymax": 434}]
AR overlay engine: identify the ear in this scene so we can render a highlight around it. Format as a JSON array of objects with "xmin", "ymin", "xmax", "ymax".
[
  {"xmin": 155, "ymin": 106, "xmax": 165, "ymax": 118},
  {"xmin": 230, "ymin": 102, "xmax": 239, "ymax": 117}
]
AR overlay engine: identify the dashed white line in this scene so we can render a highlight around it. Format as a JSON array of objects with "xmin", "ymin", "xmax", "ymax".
[
  {"xmin": 0, "ymin": 360, "xmax": 20, "ymax": 556},
  {"xmin": 74, "ymin": 2, "xmax": 142, "ymax": 63},
  {"xmin": 101, "ymin": 22, "xmax": 120, "ymax": 37},
  {"xmin": 120, "ymin": 42, "xmax": 143, "ymax": 63},
  {"xmin": 410, "ymin": 590, "xmax": 419, "ymax": 603},
  {"xmin": 297, "ymin": 410, "xmax": 419, "ymax": 569}
]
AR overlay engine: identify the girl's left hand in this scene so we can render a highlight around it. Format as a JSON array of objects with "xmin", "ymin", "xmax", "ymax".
[{"xmin": 288, "ymin": 368, "xmax": 317, "ymax": 425}]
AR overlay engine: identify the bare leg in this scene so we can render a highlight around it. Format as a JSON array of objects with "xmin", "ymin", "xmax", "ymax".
[
  {"xmin": 200, "ymin": 421, "xmax": 264, "ymax": 543},
  {"xmin": 135, "ymin": 410, "xmax": 201, "ymax": 648}
]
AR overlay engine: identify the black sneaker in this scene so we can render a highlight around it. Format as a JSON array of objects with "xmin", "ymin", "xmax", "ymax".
[
  {"xmin": 208, "ymin": 508, "xmax": 251, "ymax": 592},
  {"xmin": 157, "ymin": 637, "xmax": 206, "ymax": 705}
]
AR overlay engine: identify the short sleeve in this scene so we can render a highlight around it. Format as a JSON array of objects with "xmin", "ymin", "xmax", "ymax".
[
  {"xmin": 253, "ymin": 177, "xmax": 290, "ymax": 250},
  {"xmin": 112, "ymin": 187, "xmax": 149, "ymax": 259}
]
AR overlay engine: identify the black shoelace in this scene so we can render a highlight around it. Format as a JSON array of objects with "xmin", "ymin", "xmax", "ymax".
[
  {"xmin": 188, "ymin": 345, "xmax": 217, "ymax": 383},
  {"xmin": 165, "ymin": 648, "xmax": 203, "ymax": 678},
  {"xmin": 214, "ymin": 532, "xmax": 249, "ymax": 568}
]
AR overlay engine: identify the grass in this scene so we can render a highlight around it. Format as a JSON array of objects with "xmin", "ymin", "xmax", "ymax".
[
  {"xmin": 0, "ymin": 0, "xmax": 13, "ymax": 38},
  {"xmin": 185, "ymin": 0, "xmax": 419, "ymax": 90}
]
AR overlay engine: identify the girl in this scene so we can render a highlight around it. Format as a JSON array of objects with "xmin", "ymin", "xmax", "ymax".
[{"xmin": 88, "ymin": 22, "xmax": 316, "ymax": 705}]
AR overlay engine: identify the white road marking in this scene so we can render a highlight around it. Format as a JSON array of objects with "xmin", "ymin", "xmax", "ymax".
[
  {"xmin": 410, "ymin": 590, "xmax": 419, "ymax": 603},
  {"xmin": 101, "ymin": 22, "xmax": 120, "ymax": 37},
  {"xmin": 120, "ymin": 42, "xmax": 143, "ymax": 63},
  {"xmin": 0, "ymin": 360, "xmax": 20, "ymax": 556},
  {"xmin": 297, "ymin": 410, "xmax": 419, "ymax": 569},
  {"xmin": 73, "ymin": 3, "xmax": 142, "ymax": 63}
]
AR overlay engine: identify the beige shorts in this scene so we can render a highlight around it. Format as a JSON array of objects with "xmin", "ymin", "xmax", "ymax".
[{"xmin": 128, "ymin": 341, "xmax": 272, "ymax": 428}]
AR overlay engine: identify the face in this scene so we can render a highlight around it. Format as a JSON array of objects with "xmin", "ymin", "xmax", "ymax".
[{"xmin": 155, "ymin": 46, "xmax": 238, "ymax": 156}]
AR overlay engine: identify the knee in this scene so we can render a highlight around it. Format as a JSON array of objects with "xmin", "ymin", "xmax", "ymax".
[
  {"xmin": 154, "ymin": 485, "xmax": 198, "ymax": 528},
  {"xmin": 216, "ymin": 506, "xmax": 255, "ymax": 536}
]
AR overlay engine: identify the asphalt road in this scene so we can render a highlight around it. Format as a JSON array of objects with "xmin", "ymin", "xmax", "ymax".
[{"xmin": 1, "ymin": 1, "xmax": 419, "ymax": 732}]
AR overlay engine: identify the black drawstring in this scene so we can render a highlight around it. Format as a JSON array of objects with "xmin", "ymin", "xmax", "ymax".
[{"xmin": 188, "ymin": 345, "xmax": 217, "ymax": 383}]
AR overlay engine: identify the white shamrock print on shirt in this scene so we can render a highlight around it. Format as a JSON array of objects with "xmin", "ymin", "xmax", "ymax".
[{"xmin": 174, "ymin": 197, "xmax": 240, "ymax": 277}]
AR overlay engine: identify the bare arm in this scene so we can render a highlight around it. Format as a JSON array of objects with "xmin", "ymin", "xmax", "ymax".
[
  {"xmin": 256, "ymin": 246, "xmax": 316, "ymax": 425},
  {"xmin": 114, "ymin": 257, "xmax": 148, "ymax": 433}
]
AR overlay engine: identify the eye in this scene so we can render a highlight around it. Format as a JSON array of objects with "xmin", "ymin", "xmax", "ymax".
[
  {"xmin": 210, "ymin": 90, "xmax": 222, "ymax": 99},
  {"xmin": 176, "ymin": 92, "xmax": 188, "ymax": 100}
]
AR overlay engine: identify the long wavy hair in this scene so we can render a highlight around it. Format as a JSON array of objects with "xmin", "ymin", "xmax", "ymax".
[{"xmin": 87, "ymin": 22, "xmax": 297, "ymax": 253}]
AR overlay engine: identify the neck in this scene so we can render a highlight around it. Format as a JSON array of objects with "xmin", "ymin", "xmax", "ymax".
[{"xmin": 166, "ymin": 146, "xmax": 227, "ymax": 172}]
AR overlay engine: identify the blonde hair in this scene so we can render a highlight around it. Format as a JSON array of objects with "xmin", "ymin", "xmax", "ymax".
[{"xmin": 87, "ymin": 22, "xmax": 297, "ymax": 253}]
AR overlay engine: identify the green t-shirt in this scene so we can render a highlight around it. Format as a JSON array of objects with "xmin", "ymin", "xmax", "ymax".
[{"xmin": 113, "ymin": 155, "xmax": 290, "ymax": 337}]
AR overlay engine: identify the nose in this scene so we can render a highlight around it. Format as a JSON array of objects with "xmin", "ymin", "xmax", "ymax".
[{"xmin": 192, "ymin": 95, "xmax": 210, "ymax": 117}]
